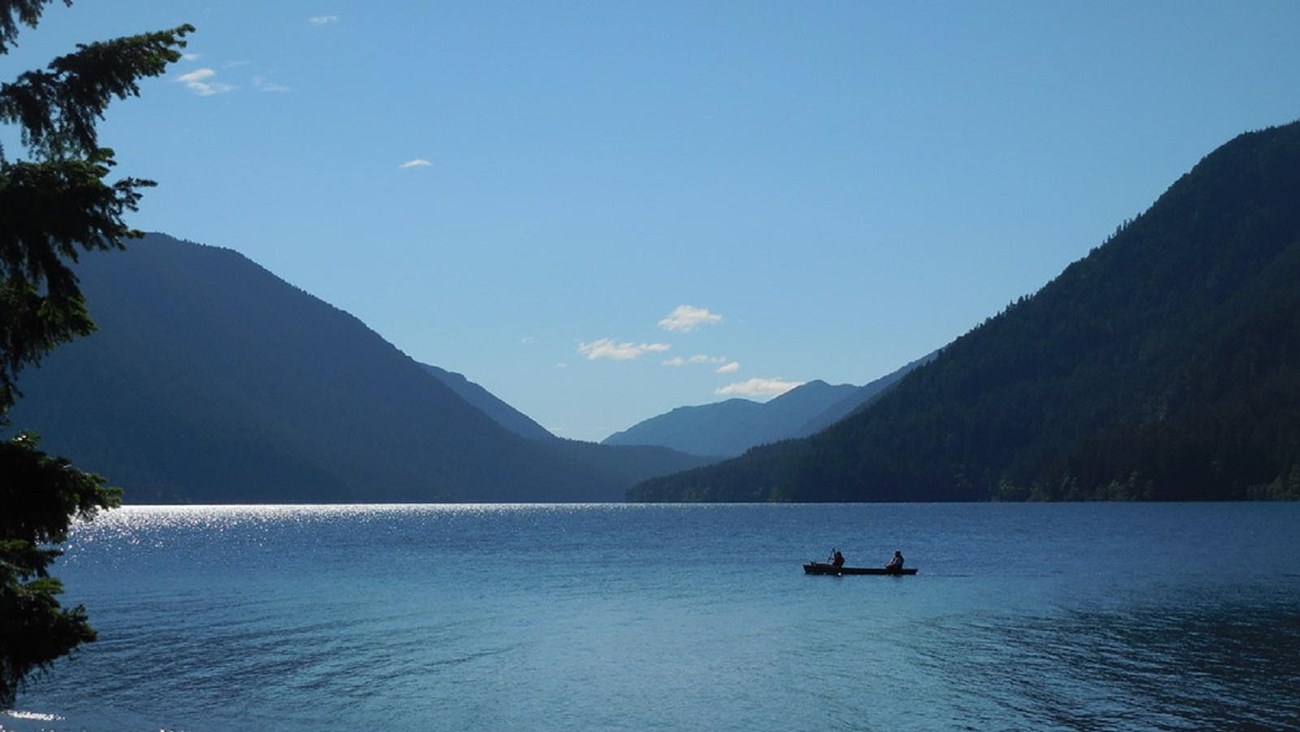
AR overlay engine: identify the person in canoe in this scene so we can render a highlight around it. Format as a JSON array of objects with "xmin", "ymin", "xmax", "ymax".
[
  {"xmin": 885, "ymin": 550, "xmax": 904, "ymax": 572},
  {"xmin": 829, "ymin": 548, "xmax": 845, "ymax": 569}
]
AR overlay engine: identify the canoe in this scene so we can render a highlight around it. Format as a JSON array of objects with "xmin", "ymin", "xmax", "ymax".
[{"xmin": 803, "ymin": 562, "xmax": 917, "ymax": 576}]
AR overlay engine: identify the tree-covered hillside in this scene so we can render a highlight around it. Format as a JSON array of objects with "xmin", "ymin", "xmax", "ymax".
[
  {"xmin": 631, "ymin": 121, "xmax": 1300, "ymax": 502},
  {"xmin": 5, "ymin": 234, "xmax": 708, "ymax": 502},
  {"xmin": 790, "ymin": 351, "xmax": 936, "ymax": 438}
]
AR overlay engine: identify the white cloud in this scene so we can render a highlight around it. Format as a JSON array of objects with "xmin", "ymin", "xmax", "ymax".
[
  {"xmin": 308, "ymin": 15, "xmax": 340, "ymax": 25},
  {"xmin": 181, "ymin": 53, "xmax": 200, "ymax": 61},
  {"xmin": 716, "ymin": 361, "xmax": 740, "ymax": 374},
  {"xmin": 521, "ymin": 336, "xmax": 539, "ymax": 345},
  {"xmin": 399, "ymin": 159, "xmax": 433, "ymax": 169},
  {"xmin": 663, "ymin": 353, "xmax": 730, "ymax": 368},
  {"xmin": 579, "ymin": 339, "xmax": 671, "ymax": 361},
  {"xmin": 177, "ymin": 68, "xmax": 234, "ymax": 96},
  {"xmin": 252, "ymin": 76, "xmax": 290, "ymax": 93},
  {"xmin": 715, "ymin": 378, "xmax": 802, "ymax": 398},
  {"xmin": 658, "ymin": 305, "xmax": 722, "ymax": 333}
]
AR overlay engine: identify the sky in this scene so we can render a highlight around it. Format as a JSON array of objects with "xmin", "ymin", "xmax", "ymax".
[{"xmin": 7, "ymin": 2, "xmax": 1300, "ymax": 441}]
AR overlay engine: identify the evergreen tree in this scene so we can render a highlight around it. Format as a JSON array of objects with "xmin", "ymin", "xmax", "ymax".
[{"xmin": 0, "ymin": 0, "xmax": 190, "ymax": 707}]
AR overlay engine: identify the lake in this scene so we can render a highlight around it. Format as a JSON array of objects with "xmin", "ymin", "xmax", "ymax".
[{"xmin": 4, "ymin": 502, "xmax": 1299, "ymax": 731}]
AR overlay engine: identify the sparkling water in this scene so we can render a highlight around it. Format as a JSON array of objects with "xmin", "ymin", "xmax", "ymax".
[{"xmin": 5, "ymin": 502, "xmax": 1299, "ymax": 731}]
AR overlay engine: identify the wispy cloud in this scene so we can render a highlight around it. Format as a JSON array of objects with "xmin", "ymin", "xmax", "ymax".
[
  {"xmin": 716, "ymin": 361, "xmax": 740, "ymax": 374},
  {"xmin": 658, "ymin": 305, "xmax": 722, "ymax": 333},
  {"xmin": 181, "ymin": 53, "xmax": 200, "ymax": 61},
  {"xmin": 308, "ymin": 15, "xmax": 340, "ymax": 25},
  {"xmin": 399, "ymin": 159, "xmax": 433, "ymax": 169},
  {"xmin": 177, "ymin": 68, "xmax": 234, "ymax": 96},
  {"xmin": 521, "ymin": 336, "xmax": 539, "ymax": 345},
  {"xmin": 252, "ymin": 76, "xmax": 290, "ymax": 93},
  {"xmin": 716, "ymin": 378, "xmax": 802, "ymax": 398},
  {"xmin": 663, "ymin": 353, "xmax": 731, "ymax": 368},
  {"xmin": 579, "ymin": 339, "xmax": 671, "ymax": 361}
]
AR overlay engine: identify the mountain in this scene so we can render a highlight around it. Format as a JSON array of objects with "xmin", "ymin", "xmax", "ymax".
[
  {"xmin": 790, "ymin": 351, "xmax": 937, "ymax": 438},
  {"xmin": 603, "ymin": 398, "xmax": 760, "ymax": 457},
  {"xmin": 3, "ymin": 233, "xmax": 709, "ymax": 503},
  {"xmin": 631, "ymin": 120, "xmax": 1300, "ymax": 503},
  {"xmin": 601, "ymin": 355, "xmax": 933, "ymax": 458},
  {"xmin": 600, "ymin": 377, "xmax": 857, "ymax": 457},
  {"xmin": 602, "ymin": 380, "xmax": 859, "ymax": 457},
  {"xmin": 417, "ymin": 366, "xmax": 725, "ymax": 487},
  {"xmin": 421, "ymin": 364, "xmax": 555, "ymax": 441}
]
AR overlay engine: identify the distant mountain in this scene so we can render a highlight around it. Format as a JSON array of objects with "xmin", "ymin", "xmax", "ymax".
[
  {"xmin": 602, "ymin": 380, "xmax": 857, "ymax": 457},
  {"xmin": 791, "ymin": 352, "xmax": 937, "ymax": 438},
  {"xmin": 418, "ymin": 365, "xmax": 724, "ymax": 486},
  {"xmin": 4, "ymin": 234, "xmax": 709, "ymax": 503},
  {"xmin": 421, "ymin": 364, "xmax": 555, "ymax": 442},
  {"xmin": 632, "ymin": 120, "xmax": 1300, "ymax": 502},
  {"xmin": 602, "ymin": 356, "xmax": 931, "ymax": 458}
]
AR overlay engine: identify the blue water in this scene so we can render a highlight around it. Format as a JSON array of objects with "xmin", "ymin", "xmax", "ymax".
[{"xmin": 4, "ymin": 503, "xmax": 1299, "ymax": 731}]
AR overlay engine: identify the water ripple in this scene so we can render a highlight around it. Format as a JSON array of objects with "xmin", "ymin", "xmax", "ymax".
[{"xmin": 10, "ymin": 503, "xmax": 1300, "ymax": 731}]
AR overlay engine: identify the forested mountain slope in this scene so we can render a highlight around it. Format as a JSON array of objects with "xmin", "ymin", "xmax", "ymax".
[
  {"xmin": 631, "ymin": 121, "xmax": 1300, "ymax": 502},
  {"xmin": 790, "ymin": 351, "xmax": 937, "ymax": 438},
  {"xmin": 5, "ymin": 234, "xmax": 705, "ymax": 502}
]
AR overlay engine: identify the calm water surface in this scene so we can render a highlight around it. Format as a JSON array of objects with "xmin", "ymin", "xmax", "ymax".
[{"xmin": 4, "ymin": 503, "xmax": 1299, "ymax": 731}]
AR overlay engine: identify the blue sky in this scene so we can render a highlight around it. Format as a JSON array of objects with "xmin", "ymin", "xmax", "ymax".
[{"xmin": 11, "ymin": 2, "xmax": 1300, "ymax": 441}]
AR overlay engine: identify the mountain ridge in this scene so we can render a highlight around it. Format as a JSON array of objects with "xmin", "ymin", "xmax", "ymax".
[
  {"xmin": 422, "ymin": 363, "xmax": 556, "ymax": 442},
  {"xmin": 602, "ymin": 354, "xmax": 932, "ymax": 457},
  {"xmin": 631, "ymin": 120, "xmax": 1300, "ymax": 502},
  {"xmin": 602, "ymin": 380, "xmax": 857, "ymax": 457},
  {"xmin": 5, "ymin": 234, "xmax": 709, "ymax": 502}
]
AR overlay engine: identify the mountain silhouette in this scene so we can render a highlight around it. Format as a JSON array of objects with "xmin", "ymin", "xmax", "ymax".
[
  {"xmin": 603, "ymin": 356, "xmax": 929, "ymax": 458},
  {"xmin": 631, "ymin": 121, "xmax": 1300, "ymax": 502},
  {"xmin": 5, "ymin": 234, "xmax": 709, "ymax": 502}
]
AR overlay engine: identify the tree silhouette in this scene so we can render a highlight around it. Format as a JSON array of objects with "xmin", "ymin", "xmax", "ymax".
[{"xmin": 0, "ymin": 0, "xmax": 191, "ymax": 707}]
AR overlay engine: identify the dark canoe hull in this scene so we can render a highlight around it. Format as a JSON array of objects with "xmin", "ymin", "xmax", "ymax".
[{"xmin": 804, "ymin": 562, "xmax": 917, "ymax": 576}]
